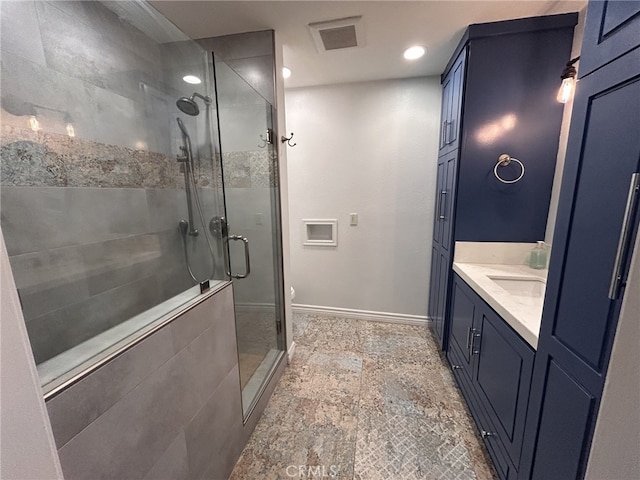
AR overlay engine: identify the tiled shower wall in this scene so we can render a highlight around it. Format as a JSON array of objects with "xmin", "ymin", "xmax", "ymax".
[
  {"xmin": 0, "ymin": 1, "xmax": 224, "ymax": 364},
  {"xmin": 45, "ymin": 285, "xmax": 247, "ymax": 480}
]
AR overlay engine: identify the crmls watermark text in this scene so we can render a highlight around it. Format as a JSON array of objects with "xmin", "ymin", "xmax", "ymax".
[{"xmin": 285, "ymin": 465, "xmax": 340, "ymax": 478}]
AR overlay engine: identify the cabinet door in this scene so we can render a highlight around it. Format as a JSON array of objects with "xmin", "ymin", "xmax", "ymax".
[
  {"xmin": 428, "ymin": 247, "xmax": 440, "ymax": 322},
  {"xmin": 446, "ymin": 51, "xmax": 466, "ymax": 151},
  {"xmin": 580, "ymin": 1, "xmax": 640, "ymax": 76},
  {"xmin": 472, "ymin": 304, "xmax": 534, "ymax": 467},
  {"xmin": 440, "ymin": 151, "xmax": 457, "ymax": 255},
  {"xmin": 433, "ymin": 160, "xmax": 446, "ymax": 246},
  {"xmin": 439, "ymin": 72, "xmax": 453, "ymax": 153},
  {"xmin": 448, "ymin": 276, "xmax": 476, "ymax": 369},
  {"xmin": 432, "ymin": 250, "xmax": 450, "ymax": 350},
  {"xmin": 521, "ymin": 49, "xmax": 640, "ymax": 480}
]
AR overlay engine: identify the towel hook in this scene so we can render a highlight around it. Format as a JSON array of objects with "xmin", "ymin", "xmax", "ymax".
[
  {"xmin": 281, "ymin": 132, "xmax": 296, "ymax": 147},
  {"xmin": 494, "ymin": 154, "xmax": 525, "ymax": 184}
]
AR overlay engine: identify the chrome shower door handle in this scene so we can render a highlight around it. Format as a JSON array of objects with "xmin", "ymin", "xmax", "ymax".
[
  {"xmin": 228, "ymin": 235, "xmax": 251, "ymax": 279},
  {"xmin": 608, "ymin": 173, "xmax": 640, "ymax": 299}
]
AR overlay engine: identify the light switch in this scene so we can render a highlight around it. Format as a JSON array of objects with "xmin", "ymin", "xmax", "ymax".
[
  {"xmin": 255, "ymin": 213, "xmax": 263, "ymax": 225},
  {"xmin": 350, "ymin": 213, "xmax": 358, "ymax": 226}
]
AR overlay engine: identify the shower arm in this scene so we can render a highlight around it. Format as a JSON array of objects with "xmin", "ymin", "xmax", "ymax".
[{"xmin": 192, "ymin": 92, "xmax": 212, "ymax": 106}]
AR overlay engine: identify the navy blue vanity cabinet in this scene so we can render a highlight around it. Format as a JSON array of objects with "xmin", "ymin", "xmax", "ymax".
[
  {"xmin": 428, "ymin": 14, "xmax": 577, "ymax": 354},
  {"xmin": 447, "ymin": 274, "xmax": 534, "ymax": 480},
  {"xmin": 518, "ymin": 5, "xmax": 640, "ymax": 479},
  {"xmin": 579, "ymin": 0, "xmax": 640, "ymax": 76}
]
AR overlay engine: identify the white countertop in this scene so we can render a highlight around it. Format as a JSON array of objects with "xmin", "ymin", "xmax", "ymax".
[{"xmin": 452, "ymin": 262, "xmax": 547, "ymax": 349}]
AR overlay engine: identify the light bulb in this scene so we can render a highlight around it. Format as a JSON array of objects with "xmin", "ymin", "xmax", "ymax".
[
  {"xmin": 557, "ymin": 77, "xmax": 576, "ymax": 104},
  {"xmin": 183, "ymin": 75, "xmax": 201, "ymax": 85},
  {"xmin": 28, "ymin": 115, "xmax": 40, "ymax": 132},
  {"xmin": 282, "ymin": 67, "xmax": 292, "ymax": 79},
  {"xmin": 66, "ymin": 123, "xmax": 75, "ymax": 138},
  {"xmin": 404, "ymin": 46, "xmax": 426, "ymax": 60}
]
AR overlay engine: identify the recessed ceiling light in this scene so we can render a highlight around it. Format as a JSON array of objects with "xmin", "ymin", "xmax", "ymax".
[
  {"xmin": 403, "ymin": 46, "xmax": 426, "ymax": 60},
  {"xmin": 282, "ymin": 67, "xmax": 292, "ymax": 79},
  {"xmin": 183, "ymin": 75, "xmax": 201, "ymax": 85}
]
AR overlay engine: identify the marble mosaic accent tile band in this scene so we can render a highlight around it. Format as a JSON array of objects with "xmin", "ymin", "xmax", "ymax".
[
  {"xmin": 223, "ymin": 149, "xmax": 278, "ymax": 188},
  {"xmin": 0, "ymin": 125, "xmax": 219, "ymax": 189}
]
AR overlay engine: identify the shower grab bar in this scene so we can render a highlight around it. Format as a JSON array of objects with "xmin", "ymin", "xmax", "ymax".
[{"xmin": 228, "ymin": 235, "xmax": 251, "ymax": 279}]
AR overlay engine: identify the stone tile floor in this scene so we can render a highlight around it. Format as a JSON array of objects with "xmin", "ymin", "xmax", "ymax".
[{"xmin": 229, "ymin": 313, "xmax": 497, "ymax": 480}]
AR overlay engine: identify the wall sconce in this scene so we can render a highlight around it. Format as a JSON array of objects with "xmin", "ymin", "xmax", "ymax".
[
  {"xmin": 28, "ymin": 115, "xmax": 40, "ymax": 132},
  {"xmin": 557, "ymin": 56, "xmax": 580, "ymax": 104},
  {"xmin": 64, "ymin": 114, "xmax": 75, "ymax": 138}
]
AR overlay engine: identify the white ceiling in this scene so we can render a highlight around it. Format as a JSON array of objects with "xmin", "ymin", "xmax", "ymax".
[{"xmin": 150, "ymin": 0, "xmax": 586, "ymax": 89}]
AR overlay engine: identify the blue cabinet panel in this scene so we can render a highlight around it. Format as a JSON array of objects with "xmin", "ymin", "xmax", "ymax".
[
  {"xmin": 448, "ymin": 279, "xmax": 476, "ymax": 367},
  {"xmin": 520, "ymin": 15, "xmax": 640, "ymax": 480},
  {"xmin": 428, "ymin": 247, "xmax": 439, "ymax": 322},
  {"xmin": 580, "ymin": 1, "xmax": 640, "ymax": 76},
  {"xmin": 552, "ymin": 73, "xmax": 640, "ymax": 370},
  {"xmin": 448, "ymin": 274, "xmax": 533, "ymax": 477},
  {"xmin": 441, "ymin": 152, "xmax": 456, "ymax": 253},
  {"xmin": 474, "ymin": 306, "xmax": 534, "ymax": 465},
  {"xmin": 438, "ymin": 50, "xmax": 466, "ymax": 156},
  {"xmin": 429, "ymin": 150, "xmax": 457, "ymax": 351},
  {"xmin": 455, "ymin": 26, "xmax": 574, "ymax": 242},
  {"xmin": 530, "ymin": 360, "xmax": 596, "ymax": 480}
]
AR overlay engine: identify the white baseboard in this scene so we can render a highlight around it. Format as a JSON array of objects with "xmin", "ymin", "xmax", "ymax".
[
  {"xmin": 287, "ymin": 341, "xmax": 296, "ymax": 363},
  {"xmin": 292, "ymin": 304, "xmax": 430, "ymax": 326}
]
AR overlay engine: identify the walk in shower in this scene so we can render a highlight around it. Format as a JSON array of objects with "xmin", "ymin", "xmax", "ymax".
[{"xmin": 0, "ymin": 0, "xmax": 285, "ymax": 414}]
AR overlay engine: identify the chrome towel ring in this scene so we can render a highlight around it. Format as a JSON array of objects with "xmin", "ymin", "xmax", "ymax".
[{"xmin": 494, "ymin": 154, "xmax": 525, "ymax": 184}]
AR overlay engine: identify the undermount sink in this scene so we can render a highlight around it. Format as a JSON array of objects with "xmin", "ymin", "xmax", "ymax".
[{"xmin": 488, "ymin": 275, "xmax": 546, "ymax": 298}]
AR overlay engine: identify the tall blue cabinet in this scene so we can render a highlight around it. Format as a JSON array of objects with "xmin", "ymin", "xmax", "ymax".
[
  {"xmin": 428, "ymin": 14, "xmax": 577, "ymax": 350},
  {"xmin": 519, "ymin": 3, "xmax": 640, "ymax": 479}
]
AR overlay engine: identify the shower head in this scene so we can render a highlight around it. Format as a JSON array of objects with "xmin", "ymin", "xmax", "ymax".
[{"xmin": 176, "ymin": 92, "xmax": 212, "ymax": 116}]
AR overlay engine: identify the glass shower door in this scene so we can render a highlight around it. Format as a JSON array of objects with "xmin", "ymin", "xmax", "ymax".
[{"xmin": 213, "ymin": 57, "xmax": 285, "ymax": 417}]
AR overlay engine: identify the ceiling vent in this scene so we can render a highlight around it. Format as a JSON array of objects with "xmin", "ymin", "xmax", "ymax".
[{"xmin": 308, "ymin": 16, "xmax": 364, "ymax": 53}]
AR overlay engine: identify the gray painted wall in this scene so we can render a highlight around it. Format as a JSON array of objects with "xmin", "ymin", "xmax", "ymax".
[
  {"xmin": 285, "ymin": 77, "xmax": 441, "ymax": 317},
  {"xmin": 0, "ymin": 232, "xmax": 63, "ymax": 479}
]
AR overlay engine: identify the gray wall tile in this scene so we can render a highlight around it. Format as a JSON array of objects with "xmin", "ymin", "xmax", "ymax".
[
  {"xmin": 170, "ymin": 284, "xmax": 234, "ymax": 353},
  {"xmin": 0, "ymin": 1, "xmax": 46, "ymax": 66},
  {"xmin": 26, "ymin": 275, "xmax": 161, "ymax": 363},
  {"xmin": 57, "ymin": 356, "xmax": 187, "ymax": 480},
  {"xmin": 198, "ymin": 31, "xmax": 273, "ymax": 61},
  {"xmin": 225, "ymin": 56, "xmax": 275, "ymax": 107},
  {"xmin": 80, "ymin": 234, "xmax": 161, "ymax": 296},
  {"xmin": 46, "ymin": 328, "xmax": 175, "ymax": 449},
  {"xmin": 172, "ymin": 295, "xmax": 239, "ymax": 422},
  {"xmin": 147, "ymin": 189, "xmax": 188, "ymax": 233},
  {"xmin": 184, "ymin": 365, "xmax": 244, "ymax": 480},
  {"xmin": 0, "ymin": 186, "xmax": 69, "ymax": 255},
  {"xmin": 49, "ymin": 287, "xmax": 246, "ymax": 480},
  {"xmin": 143, "ymin": 432, "xmax": 189, "ymax": 480}
]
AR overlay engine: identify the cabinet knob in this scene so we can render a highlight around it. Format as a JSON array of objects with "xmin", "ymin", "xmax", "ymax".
[{"xmin": 481, "ymin": 430, "xmax": 496, "ymax": 438}]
